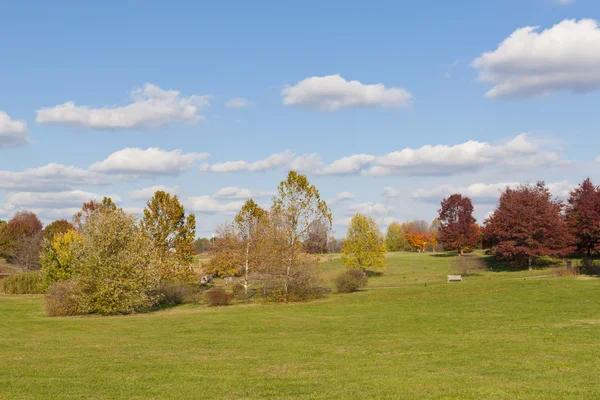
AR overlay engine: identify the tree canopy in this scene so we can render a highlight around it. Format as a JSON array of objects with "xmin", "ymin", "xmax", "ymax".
[
  {"xmin": 343, "ymin": 213, "xmax": 386, "ymax": 271},
  {"xmin": 438, "ymin": 194, "xmax": 479, "ymax": 254}
]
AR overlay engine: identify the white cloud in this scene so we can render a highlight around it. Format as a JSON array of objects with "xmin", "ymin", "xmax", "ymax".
[
  {"xmin": 90, "ymin": 148, "xmax": 208, "ymax": 175},
  {"xmin": 410, "ymin": 182, "xmax": 519, "ymax": 203},
  {"xmin": 128, "ymin": 185, "xmax": 179, "ymax": 200},
  {"xmin": 384, "ymin": 186, "xmax": 403, "ymax": 198},
  {"xmin": 319, "ymin": 154, "xmax": 375, "ymax": 175},
  {"xmin": 36, "ymin": 83, "xmax": 211, "ymax": 129},
  {"xmin": 410, "ymin": 181, "xmax": 575, "ymax": 203},
  {"xmin": 281, "ymin": 74, "xmax": 412, "ymax": 111},
  {"xmin": 365, "ymin": 134, "xmax": 566, "ymax": 176},
  {"xmin": 0, "ymin": 111, "xmax": 29, "ymax": 147},
  {"xmin": 346, "ymin": 202, "xmax": 393, "ymax": 216},
  {"xmin": 184, "ymin": 196, "xmax": 244, "ymax": 215},
  {"xmin": 5, "ymin": 190, "xmax": 120, "ymax": 208},
  {"xmin": 556, "ymin": 0, "xmax": 575, "ymax": 5},
  {"xmin": 328, "ymin": 192, "xmax": 355, "ymax": 205},
  {"xmin": 0, "ymin": 163, "xmax": 106, "ymax": 191},
  {"xmin": 225, "ymin": 98, "xmax": 253, "ymax": 108},
  {"xmin": 213, "ymin": 187, "xmax": 273, "ymax": 200},
  {"xmin": 199, "ymin": 151, "xmax": 295, "ymax": 173},
  {"xmin": 472, "ymin": 19, "xmax": 600, "ymax": 98}
]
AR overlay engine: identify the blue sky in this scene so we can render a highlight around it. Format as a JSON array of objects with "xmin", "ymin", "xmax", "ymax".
[{"xmin": 1, "ymin": 0, "xmax": 599, "ymax": 236}]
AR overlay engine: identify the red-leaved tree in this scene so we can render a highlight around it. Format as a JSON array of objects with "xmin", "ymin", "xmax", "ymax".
[
  {"xmin": 438, "ymin": 194, "xmax": 479, "ymax": 254},
  {"xmin": 484, "ymin": 182, "xmax": 572, "ymax": 269},
  {"xmin": 566, "ymin": 178, "xmax": 600, "ymax": 256}
]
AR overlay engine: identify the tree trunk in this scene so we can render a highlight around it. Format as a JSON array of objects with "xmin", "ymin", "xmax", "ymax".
[
  {"xmin": 528, "ymin": 256, "xmax": 532, "ymax": 271},
  {"xmin": 588, "ymin": 244, "xmax": 592, "ymax": 257},
  {"xmin": 244, "ymin": 242, "xmax": 249, "ymax": 296}
]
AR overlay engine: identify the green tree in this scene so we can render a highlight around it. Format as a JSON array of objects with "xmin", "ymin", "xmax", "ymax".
[
  {"xmin": 141, "ymin": 190, "xmax": 196, "ymax": 282},
  {"xmin": 272, "ymin": 171, "xmax": 331, "ymax": 300},
  {"xmin": 234, "ymin": 199, "xmax": 267, "ymax": 295},
  {"xmin": 343, "ymin": 213, "xmax": 386, "ymax": 271},
  {"xmin": 73, "ymin": 197, "xmax": 119, "ymax": 231},
  {"xmin": 43, "ymin": 219, "xmax": 74, "ymax": 241},
  {"xmin": 385, "ymin": 222, "xmax": 407, "ymax": 252},
  {"xmin": 73, "ymin": 209, "xmax": 160, "ymax": 315}
]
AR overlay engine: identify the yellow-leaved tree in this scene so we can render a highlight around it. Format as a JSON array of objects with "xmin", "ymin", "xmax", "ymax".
[
  {"xmin": 40, "ymin": 229, "xmax": 82, "ymax": 291},
  {"xmin": 141, "ymin": 191, "xmax": 196, "ymax": 282},
  {"xmin": 342, "ymin": 213, "xmax": 386, "ymax": 271}
]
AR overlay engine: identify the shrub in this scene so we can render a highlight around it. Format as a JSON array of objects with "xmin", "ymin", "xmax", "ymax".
[
  {"xmin": 157, "ymin": 281, "xmax": 202, "ymax": 306},
  {"xmin": 452, "ymin": 255, "xmax": 487, "ymax": 276},
  {"xmin": 44, "ymin": 279, "xmax": 84, "ymax": 316},
  {"xmin": 40, "ymin": 230, "xmax": 81, "ymax": 291},
  {"xmin": 334, "ymin": 268, "xmax": 368, "ymax": 293},
  {"xmin": 0, "ymin": 271, "xmax": 43, "ymax": 294},
  {"xmin": 207, "ymin": 287, "xmax": 231, "ymax": 306},
  {"xmin": 575, "ymin": 258, "xmax": 600, "ymax": 275}
]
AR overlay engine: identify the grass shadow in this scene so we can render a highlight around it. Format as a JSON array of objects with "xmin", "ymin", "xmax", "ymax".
[{"xmin": 365, "ymin": 270, "xmax": 383, "ymax": 277}]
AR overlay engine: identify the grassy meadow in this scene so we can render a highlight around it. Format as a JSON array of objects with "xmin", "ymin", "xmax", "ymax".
[{"xmin": 1, "ymin": 252, "xmax": 600, "ymax": 399}]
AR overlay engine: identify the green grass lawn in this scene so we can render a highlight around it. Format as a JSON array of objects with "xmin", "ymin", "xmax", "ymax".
[{"xmin": 1, "ymin": 252, "xmax": 599, "ymax": 399}]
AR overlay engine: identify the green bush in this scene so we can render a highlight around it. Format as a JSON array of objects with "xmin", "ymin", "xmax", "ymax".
[
  {"xmin": 44, "ymin": 279, "xmax": 83, "ymax": 316},
  {"xmin": 207, "ymin": 287, "xmax": 231, "ymax": 306},
  {"xmin": 0, "ymin": 271, "xmax": 43, "ymax": 294},
  {"xmin": 334, "ymin": 268, "xmax": 368, "ymax": 293},
  {"xmin": 157, "ymin": 281, "xmax": 205, "ymax": 306}
]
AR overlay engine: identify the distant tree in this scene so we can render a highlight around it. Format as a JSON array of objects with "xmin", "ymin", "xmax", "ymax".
[
  {"xmin": 234, "ymin": 199, "xmax": 267, "ymax": 295},
  {"xmin": 327, "ymin": 237, "xmax": 344, "ymax": 253},
  {"xmin": 484, "ymin": 182, "xmax": 573, "ymax": 269},
  {"xmin": 304, "ymin": 219, "xmax": 330, "ymax": 254},
  {"xmin": 141, "ymin": 191, "xmax": 196, "ymax": 281},
  {"xmin": 73, "ymin": 197, "xmax": 118, "ymax": 231},
  {"xmin": 205, "ymin": 224, "xmax": 244, "ymax": 278},
  {"xmin": 272, "ymin": 171, "xmax": 331, "ymax": 300},
  {"xmin": 343, "ymin": 213, "xmax": 386, "ymax": 271},
  {"xmin": 0, "ymin": 220, "xmax": 10, "ymax": 258},
  {"xmin": 194, "ymin": 237, "xmax": 211, "ymax": 253},
  {"xmin": 3, "ymin": 211, "xmax": 43, "ymax": 266},
  {"xmin": 405, "ymin": 232, "xmax": 428, "ymax": 252},
  {"xmin": 14, "ymin": 233, "xmax": 43, "ymax": 270},
  {"xmin": 438, "ymin": 194, "xmax": 479, "ymax": 255},
  {"xmin": 566, "ymin": 178, "xmax": 600, "ymax": 256},
  {"xmin": 44, "ymin": 219, "xmax": 74, "ymax": 241},
  {"xmin": 385, "ymin": 222, "xmax": 407, "ymax": 252},
  {"xmin": 7, "ymin": 211, "xmax": 43, "ymax": 238},
  {"xmin": 402, "ymin": 220, "xmax": 429, "ymax": 235}
]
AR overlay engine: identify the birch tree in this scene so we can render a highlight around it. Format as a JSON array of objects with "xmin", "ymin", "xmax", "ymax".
[{"xmin": 234, "ymin": 199, "xmax": 266, "ymax": 295}]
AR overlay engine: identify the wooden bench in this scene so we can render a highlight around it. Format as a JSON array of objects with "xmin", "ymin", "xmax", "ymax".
[{"xmin": 447, "ymin": 275, "xmax": 463, "ymax": 283}]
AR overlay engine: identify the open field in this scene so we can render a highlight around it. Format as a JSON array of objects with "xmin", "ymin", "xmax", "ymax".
[{"xmin": 1, "ymin": 252, "xmax": 600, "ymax": 399}]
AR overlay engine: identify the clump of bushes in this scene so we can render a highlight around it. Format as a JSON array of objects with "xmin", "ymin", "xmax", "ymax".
[
  {"xmin": 44, "ymin": 279, "xmax": 83, "ymax": 316},
  {"xmin": 575, "ymin": 258, "xmax": 600, "ymax": 275},
  {"xmin": 157, "ymin": 281, "xmax": 205, "ymax": 306},
  {"xmin": 452, "ymin": 255, "xmax": 487, "ymax": 276},
  {"xmin": 207, "ymin": 287, "xmax": 231, "ymax": 306},
  {"xmin": 334, "ymin": 268, "xmax": 368, "ymax": 293},
  {"xmin": 0, "ymin": 271, "xmax": 43, "ymax": 294}
]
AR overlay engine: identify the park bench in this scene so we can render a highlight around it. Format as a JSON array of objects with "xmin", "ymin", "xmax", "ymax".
[{"xmin": 447, "ymin": 275, "xmax": 463, "ymax": 283}]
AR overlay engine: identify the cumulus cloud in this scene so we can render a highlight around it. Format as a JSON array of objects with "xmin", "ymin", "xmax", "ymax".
[
  {"xmin": 384, "ymin": 187, "xmax": 403, "ymax": 198},
  {"xmin": 0, "ymin": 110, "xmax": 29, "ymax": 147},
  {"xmin": 328, "ymin": 192, "xmax": 355, "ymax": 205},
  {"xmin": 184, "ymin": 196, "xmax": 244, "ymax": 215},
  {"xmin": 5, "ymin": 190, "xmax": 121, "ymax": 209},
  {"xmin": 0, "ymin": 163, "xmax": 106, "ymax": 191},
  {"xmin": 90, "ymin": 148, "xmax": 208, "ymax": 175},
  {"xmin": 213, "ymin": 187, "xmax": 273, "ymax": 200},
  {"xmin": 200, "ymin": 151, "xmax": 295, "ymax": 173},
  {"xmin": 365, "ymin": 134, "xmax": 566, "ymax": 176},
  {"xmin": 346, "ymin": 202, "xmax": 393, "ymax": 216},
  {"xmin": 197, "ymin": 134, "xmax": 566, "ymax": 177},
  {"xmin": 410, "ymin": 181, "xmax": 575, "ymax": 203},
  {"xmin": 36, "ymin": 83, "xmax": 211, "ymax": 129},
  {"xmin": 128, "ymin": 185, "xmax": 179, "ymax": 200},
  {"xmin": 472, "ymin": 19, "xmax": 600, "ymax": 98},
  {"xmin": 281, "ymin": 74, "xmax": 412, "ymax": 111},
  {"xmin": 225, "ymin": 98, "xmax": 253, "ymax": 108}
]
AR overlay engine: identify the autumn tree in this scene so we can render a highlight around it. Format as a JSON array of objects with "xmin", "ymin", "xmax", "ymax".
[
  {"xmin": 438, "ymin": 194, "xmax": 479, "ymax": 255},
  {"xmin": 234, "ymin": 199, "xmax": 267, "ymax": 295},
  {"xmin": 566, "ymin": 178, "xmax": 600, "ymax": 256},
  {"xmin": 405, "ymin": 232, "xmax": 428, "ymax": 252},
  {"xmin": 73, "ymin": 197, "xmax": 118, "ymax": 231},
  {"xmin": 484, "ymin": 182, "xmax": 573, "ymax": 269},
  {"xmin": 304, "ymin": 219, "xmax": 330, "ymax": 254},
  {"xmin": 44, "ymin": 219, "xmax": 74, "ymax": 241},
  {"xmin": 343, "ymin": 213, "xmax": 386, "ymax": 271},
  {"xmin": 40, "ymin": 230, "xmax": 82, "ymax": 291},
  {"xmin": 204, "ymin": 224, "xmax": 244, "ymax": 278},
  {"xmin": 2, "ymin": 211, "xmax": 43, "ymax": 267},
  {"xmin": 385, "ymin": 222, "xmax": 407, "ymax": 252},
  {"xmin": 141, "ymin": 191, "xmax": 196, "ymax": 281},
  {"xmin": 272, "ymin": 171, "xmax": 331, "ymax": 300}
]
